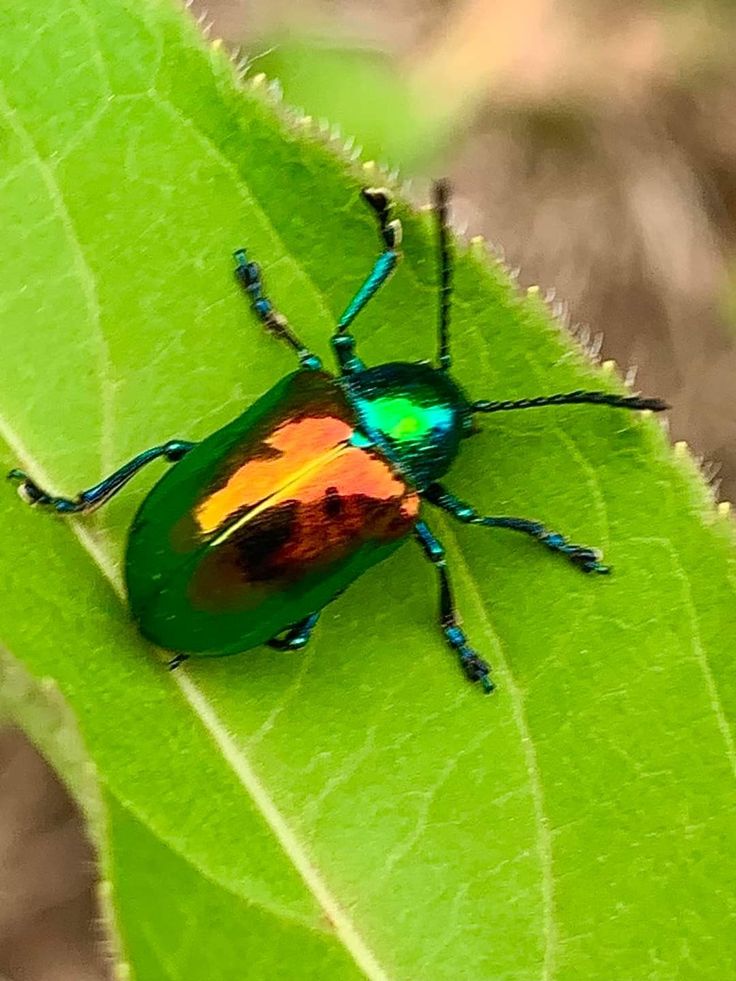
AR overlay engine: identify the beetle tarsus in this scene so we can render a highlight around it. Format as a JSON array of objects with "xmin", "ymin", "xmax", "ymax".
[
  {"xmin": 413, "ymin": 520, "xmax": 496, "ymax": 693},
  {"xmin": 425, "ymin": 484, "xmax": 614, "ymax": 578},
  {"xmin": 8, "ymin": 469, "xmax": 53, "ymax": 507},
  {"xmin": 564, "ymin": 545, "xmax": 611, "ymax": 575},
  {"xmin": 361, "ymin": 186, "xmax": 402, "ymax": 249},
  {"xmin": 268, "ymin": 611, "xmax": 321, "ymax": 651},
  {"xmin": 480, "ymin": 674, "xmax": 495, "ymax": 694},
  {"xmin": 234, "ymin": 248, "xmax": 322, "ymax": 370},
  {"xmin": 7, "ymin": 442, "xmax": 197, "ymax": 516},
  {"xmin": 540, "ymin": 535, "xmax": 611, "ymax": 575},
  {"xmin": 462, "ymin": 651, "xmax": 495, "ymax": 693},
  {"xmin": 167, "ymin": 653, "xmax": 189, "ymax": 671}
]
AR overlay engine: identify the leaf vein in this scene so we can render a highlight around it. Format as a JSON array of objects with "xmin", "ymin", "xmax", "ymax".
[
  {"xmin": 437, "ymin": 515, "xmax": 559, "ymax": 980},
  {"xmin": 630, "ymin": 535, "xmax": 736, "ymax": 778},
  {"xmin": 0, "ymin": 84, "xmax": 116, "ymax": 476}
]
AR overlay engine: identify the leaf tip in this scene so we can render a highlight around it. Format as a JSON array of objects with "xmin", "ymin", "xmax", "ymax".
[
  {"xmin": 250, "ymin": 72, "xmax": 267, "ymax": 89},
  {"xmin": 674, "ymin": 439, "xmax": 689, "ymax": 458},
  {"xmin": 718, "ymin": 500, "xmax": 732, "ymax": 517},
  {"xmin": 527, "ymin": 284, "xmax": 540, "ymax": 295}
]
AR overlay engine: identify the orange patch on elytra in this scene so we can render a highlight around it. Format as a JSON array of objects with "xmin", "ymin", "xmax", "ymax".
[
  {"xmin": 245, "ymin": 444, "xmax": 419, "ymax": 573},
  {"xmin": 186, "ymin": 429, "xmax": 419, "ymax": 612},
  {"xmin": 281, "ymin": 445, "xmax": 404, "ymax": 506},
  {"xmin": 195, "ymin": 414, "xmax": 353, "ymax": 534}
]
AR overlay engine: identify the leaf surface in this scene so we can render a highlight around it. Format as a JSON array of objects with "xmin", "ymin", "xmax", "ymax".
[{"xmin": 0, "ymin": 2, "xmax": 735, "ymax": 979}]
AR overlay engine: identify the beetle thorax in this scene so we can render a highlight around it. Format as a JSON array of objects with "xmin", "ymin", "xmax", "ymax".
[{"xmin": 340, "ymin": 361, "xmax": 471, "ymax": 489}]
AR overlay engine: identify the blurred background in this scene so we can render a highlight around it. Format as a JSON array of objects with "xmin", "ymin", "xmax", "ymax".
[{"xmin": 3, "ymin": 0, "xmax": 736, "ymax": 976}]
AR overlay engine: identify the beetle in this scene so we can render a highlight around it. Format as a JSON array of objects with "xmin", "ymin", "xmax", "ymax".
[{"xmin": 8, "ymin": 182, "xmax": 667, "ymax": 691}]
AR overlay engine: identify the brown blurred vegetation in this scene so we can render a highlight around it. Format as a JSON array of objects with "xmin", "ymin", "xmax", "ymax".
[
  {"xmin": 3, "ymin": 1, "xmax": 736, "ymax": 978},
  {"xmin": 0, "ymin": 729, "xmax": 109, "ymax": 980}
]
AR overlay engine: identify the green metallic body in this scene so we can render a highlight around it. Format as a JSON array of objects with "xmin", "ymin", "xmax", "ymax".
[{"xmin": 124, "ymin": 366, "xmax": 467, "ymax": 655}]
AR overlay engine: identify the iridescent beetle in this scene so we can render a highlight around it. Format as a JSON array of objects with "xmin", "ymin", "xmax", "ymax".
[{"xmin": 8, "ymin": 183, "xmax": 667, "ymax": 691}]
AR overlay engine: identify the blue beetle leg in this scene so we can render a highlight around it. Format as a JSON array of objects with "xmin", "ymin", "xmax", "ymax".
[
  {"xmin": 233, "ymin": 250, "xmax": 322, "ymax": 371},
  {"xmin": 414, "ymin": 520, "xmax": 494, "ymax": 692},
  {"xmin": 267, "ymin": 611, "xmax": 321, "ymax": 651},
  {"xmin": 332, "ymin": 188, "xmax": 401, "ymax": 375},
  {"xmin": 7, "ymin": 439, "xmax": 196, "ymax": 516},
  {"xmin": 424, "ymin": 482, "xmax": 611, "ymax": 574}
]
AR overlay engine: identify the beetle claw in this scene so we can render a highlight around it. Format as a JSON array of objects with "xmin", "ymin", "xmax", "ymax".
[
  {"xmin": 361, "ymin": 186, "xmax": 391, "ymax": 216},
  {"xmin": 461, "ymin": 651, "xmax": 494, "ymax": 693},
  {"xmin": 7, "ymin": 470, "xmax": 44, "ymax": 506},
  {"xmin": 568, "ymin": 546, "xmax": 611, "ymax": 575}
]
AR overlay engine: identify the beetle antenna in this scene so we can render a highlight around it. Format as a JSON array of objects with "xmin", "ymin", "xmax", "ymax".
[
  {"xmin": 434, "ymin": 179, "xmax": 452, "ymax": 372},
  {"xmin": 472, "ymin": 391, "xmax": 670, "ymax": 413}
]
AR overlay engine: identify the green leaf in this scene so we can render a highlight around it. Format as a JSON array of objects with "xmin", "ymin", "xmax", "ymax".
[{"xmin": 1, "ymin": 1, "xmax": 735, "ymax": 979}]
